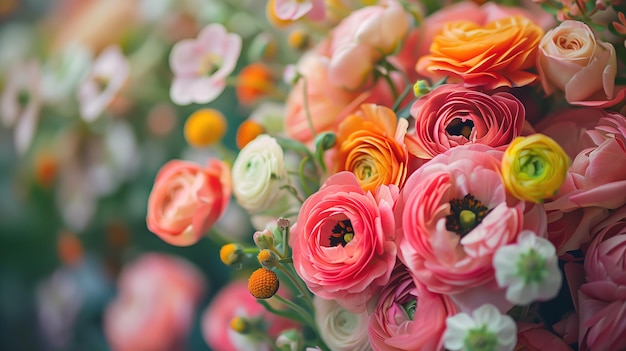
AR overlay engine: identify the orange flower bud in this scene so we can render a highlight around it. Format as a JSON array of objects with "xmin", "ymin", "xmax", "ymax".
[
  {"xmin": 248, "ymin": 268, "xmax": 279, "ymax": 299},
  {"xmin": 236, "ymin": 120, "xmax": 266, "ymax": 149},
  {"xmin": 236, "ymin": 63, "xmax": 276, "ymax": 106}
]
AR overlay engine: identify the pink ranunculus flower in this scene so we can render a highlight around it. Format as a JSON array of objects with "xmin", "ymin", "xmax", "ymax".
[
  {"xmin": 578, "ymin": 206, "xmax": 626, "ymax": 351},
  {"xmin": 325, "ymin": 0, "xmax": 410, "ymax": 90},
  {"xmin": 77, "ymin": 45, "xmax": 129, "ymax": 122},
  {"xmin": 201, "ymin": 280, "xmax": 296, "ymax": 351},
  {"xmin": 273, "ymin": 0, "xmax": 325, "ymax": 21},
  {"xmin": 368, "ymin": 264, "xmax": 458, "ymax": 351},
  {"xmin": 405, "ymin": 84, "xmax": 526, "ymax": 160},
  {"xmin": 543, "ymin": 111, "xmax": 626, "ymax": 252},
  {"xmin": 395, "ymin": 145, "xmax": 546, "ymax": 308},
  {"xmin": 516, "ymin": 323, "xmax": 574, "ymax": 351},
  {"xmin": 146, "ymin": 159, "xmax": 231, "ymax": 246},
  {"xmin": 104, "ymin": 253, "xmax": 205, "ymax": 351},
  {"xmin": 290, "ymin": 171, "xmax": 398, "ymax": 312},
  {"xmin": 537, "ymin": 20, "xmax": 626, "ymax": 107},
  {"xmin": 169, "ymin": 23, "xmax": 241, "ymax": 105}
]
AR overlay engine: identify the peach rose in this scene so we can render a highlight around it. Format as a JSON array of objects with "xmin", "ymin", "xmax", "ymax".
[
  {"xmin": 578, "ymin": 206, "xmax": 626, "ymax": 351},
  {"xmin": 146, "ymin": 159, "xmax": 231, "ymax": 246},
  {"xmin": 537, "ymin": 20, "xmax": 626, "ymax": 107},
  {"xmin": 104, "ymin": 254, "xmax": 205, "ymax": 351},
  {"xmin": 405, "ymin": 84, "xmax": 526, "ymax": 160},
  {"xmin": 290, "ymin": 172, "xmax": 398, "ymax": 312},
  {"xmin": 417, "ymin": 15, "xmax": 543, "ymax": 90},
  {"xmin": 334, "ymin": 104, "xmax": 409, "ymax": 192}
]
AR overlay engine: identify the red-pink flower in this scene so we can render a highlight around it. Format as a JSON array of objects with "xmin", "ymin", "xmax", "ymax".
[
  {"xmin": 290, "ymin": 172, "xmax": 398, "ymax": 312},
  {"xmin": 201, "ymin": 280, "xmax": 296, "ymax": 351},
  {"xmin": 395, "ymin": 145, "xmax": 546, "ymax": 304},
  {"xmin": 405, "ymin": 84, "xmax": 526, "ymax": 160},
  {"xmin": 578, "ymin": 206, "xmax": 626, "ymax": 351},
  {"xmin": 368, "ymin": 264, "xmax": 457, "ymax": 351},
  {"xmin": 104, "ymin": 254, "xmax": 205, "ymax": 351},
  {"xmin": 146, "ymin": 159, "xmax": 231, "ymax": 246}
]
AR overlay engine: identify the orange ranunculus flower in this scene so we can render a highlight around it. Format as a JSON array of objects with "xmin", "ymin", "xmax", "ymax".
[
  {"xmin": 334, "ymin": 104, "xmax": 409, "ymax": 192},
  {"xmin": 417, "ymin": 16, "xmax": 544, "ymax": 90}
]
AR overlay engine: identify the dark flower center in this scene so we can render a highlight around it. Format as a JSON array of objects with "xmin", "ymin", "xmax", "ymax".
[
  {"xmin": 446, "ymin": 118, "xmax": 474, "ymax": 139},
  {"xmin": 446, "ymin": 194, "xmax": 491, "ymax": 237},
  {"xmin": 329, "ymin": 219, "xmax": 354, "ymax": 247}
]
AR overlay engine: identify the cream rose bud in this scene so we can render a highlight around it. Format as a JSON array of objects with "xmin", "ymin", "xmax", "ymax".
[
  {"xmin": 537, "ymin": 20, "xmax": 618, "ymax": 105},
  {"xmin": 313, "ymin": 297, "xmax": 372, "ymax": 351},
  {"xmin": 232, "ymin": 134, "xmax": 293, "ymax": 216}
]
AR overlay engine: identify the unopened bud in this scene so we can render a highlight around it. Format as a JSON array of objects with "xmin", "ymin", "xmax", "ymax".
[
  {"xmin": 220, "ymin": 243, "xmax": 244, "ymax": 266},
  {"xmin": 413, "ymin": 80, "xmax": 431, "ymax": 97},
  {"xmin": 253, "ymin": 228, "xmax": 275, "ymax": 249}
]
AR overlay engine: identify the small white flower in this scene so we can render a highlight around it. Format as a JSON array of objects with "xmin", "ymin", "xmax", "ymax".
[
  {"xmin": 444, "ymin": 304, "xmax": 517, "ymax": 351},
  {"xmin": 313, "ymin": 297, "xmax": 372, "ymax": 351},
  {"xmin": 493, "ymin": 230, "xmax": 562, "ymax": 305},
  {"xmin": 231, "ymin": 134, "xmax": 293, "ymax": 216},
  {"xmin": 77, "ymin": 45, "xmax": 129, "ymax": 122}
]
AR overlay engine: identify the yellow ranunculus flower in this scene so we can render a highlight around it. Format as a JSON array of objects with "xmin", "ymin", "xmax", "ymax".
[{"xmin": 501, "ymin": 134, "xmax": 570, "ymax": 203}]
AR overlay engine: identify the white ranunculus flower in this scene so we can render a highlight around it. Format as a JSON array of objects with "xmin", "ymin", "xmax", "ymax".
[
  {"xmin": 232, "ymin": 134, "xmax": 293, "ymax": 216},
  {"xmin": 314, "ymin": 297, "xmax": 372, "ymax": 351}
]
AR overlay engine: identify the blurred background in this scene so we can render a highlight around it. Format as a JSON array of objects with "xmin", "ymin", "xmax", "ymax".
[{"xmin": 0, "ymin": 0, "xmax": 269, "ymax": 349}]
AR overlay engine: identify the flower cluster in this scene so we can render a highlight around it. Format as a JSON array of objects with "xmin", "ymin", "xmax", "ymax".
[
  {"xmin": 6, "ymin": 0, "xmax": 626, "ymax": 350},
  {"xmin": 139, "ymin": 0, "xmax": 626, "ymax": 350}
]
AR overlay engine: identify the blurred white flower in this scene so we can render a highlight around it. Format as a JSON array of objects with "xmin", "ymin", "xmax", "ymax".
[
  {"xmin": 77, "ymin": 45, "xmax": 129, "ymax": 122},
  {"xmin": 0, "ymin": 59, "xmax": 41, "ymax": 155},
  {"xmin": 313, "ymin": 297, "xmax": 372, "ymax": 351},
  {"xmin": 41, "ymin": 43, "xmax": 93, "ymax": 105},
  {"xmin": 444, "ymin": 304, "xmax": 517, "ymax": 351},
  {"xmin": 493, "ymin": 230, "xmax": 562, "ymax": 305}
]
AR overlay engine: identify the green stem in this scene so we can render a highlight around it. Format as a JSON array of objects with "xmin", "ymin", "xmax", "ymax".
[
  {"xmin": 273, "ymin": 294, "xmax": 317, "ymax": 332},
  {"xmin": 300, "ymin": 75, "xmax": 317, "ymax": 139},
  {"xmin": 276, "ymin": 263, "xmax": 314, "ymax": 311}
]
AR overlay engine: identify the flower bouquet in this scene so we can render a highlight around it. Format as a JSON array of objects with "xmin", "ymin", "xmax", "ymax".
[
  {"xmin": 143, "ymin": 0, "xmax": 626, "ymax": 350},
  {"xmin": 5, "ymin": 0, "xmax": 626, "ymax": 350}
]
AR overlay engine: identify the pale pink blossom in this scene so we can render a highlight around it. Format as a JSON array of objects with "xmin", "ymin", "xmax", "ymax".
[
  {"xmin": 290, "ymin": 172, "xmax": 398, "ymax": 312},
  {"xmin": 0, "ymin": 59, "xmax": 40, "ymax": 155},
  {"xmin": 405, "ymin": 84, "xmax": 526, "ymax": 160},
  {"xmin": 104, "ymin": 253, "xmax": 205, "ymax": 351},
  {"xmin": 368, "ymin": 264, "xmax": 457, "ymax": 351},
  {"xmin": 78, "ymin": 45, "xmax": 129, "ymax": 122},
  {"xmin": 395, "ymin": 145, "xmax": 546, "ymax": 310},
  {"xmin": 578, "ymin": 206, "xmax": 626, "ymax": 351},
  {"xmin": 273, "ymin": 0, "xmax": 325, "ymax": 21},
  {"xmin": 537, "ymin": 20, "xmax": 626, "ymax": 107},
  {"xmin": 169, "ymin": 23, "xmax": 241, "ymax": 105}
]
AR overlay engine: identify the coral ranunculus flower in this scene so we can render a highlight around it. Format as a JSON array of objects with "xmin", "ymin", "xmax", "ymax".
[
  {"xmin": 290, "ymin": 172, "xmax": 398, "ymax": 312},
  {"xmin": 416, "ymin": 16, "xmax": 544, "ymax": 90},
  {"xmin": 405, "ymin": 84, "xmax": 526, "ymax": 160},
  {"xmin": 146, "ymin": 159, "xmax": 232, "ymax": 246},
  {"xmin": 335, "ymin": 104, "xmax": 409, "ymax": 192}
]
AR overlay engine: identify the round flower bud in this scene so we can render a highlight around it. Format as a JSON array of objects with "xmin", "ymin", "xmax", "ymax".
[
  {"xmin": 253, "ymin": 228, "xmax": 276, "ymax": 249},
  {"xmin": 501, "ymin": 134, "xmax": 570, "ymax": 203},
  {"xmin": 220, "ymin": 243, "xmax": 243, "ymax": 266},
  {"xmin": 257, "ymin": 249, "xmax": 278, "ymax": 268},
  {"xmin": 229, "ymin": 316, "xmax": 251, "ymax": 334},
  {"xmin": 184, "ymin": 108, "xmax": 227, "ymax": 147},
  {"xmin": 413, "ymin": 80, "xmax": 431, "ymax": 98},
  {"xmin": 248, "ymin": 268, "xmax": 279, "ymax": 299}
]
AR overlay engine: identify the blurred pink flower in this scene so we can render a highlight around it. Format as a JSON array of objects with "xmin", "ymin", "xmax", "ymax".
[
  {"xmin": 537, "ymin": 20, "xmax": 626, "ymax": 108},
  {"xmin": 516, "ymin": 323, "xmax": 574, "ymax": 351},
  {"xmin": 578, "ymin": 206, "xmax": 626, "ymax": 351},
  {"xmin": 77, "ymin": 45, "xmax": 129, "ymax": 122},
  {"xmin": 169, "ymin": 23, "xmax": 241, "ymax": 105},
  {"xmin": 0, "ymin": 59, "xmax": 40, "ymax": 155},
  {"xmin": 201, "ymin": 280, "xmax": 296, "ymax": 351},
  {"xmin": 368, "ymin": 264, "xmax": 457, "ymax": 351},
  {"xmin": 104, "ymin": 253, "xmax": 205, "ymax": 351},
  {"xmin": 290, "ymin": 171, "xmax": 398, "ymax": 312},
  {"xmin": 273, "ymin": 0, "xmax": 325, "ymax": 21},
  {"xmin": 395, "ymin": 145, "xmax": 546, "ymax": 309},
  {"xmin": 146, "ymin": 159, "xmax": 232, "ymax": 246},
  {"xmin": 325, "ymin": 0, "xmax": 410, "ymax": 90},
  {"xmin": 405, "ymin": 84, "xmax": 526, "ymax": 160},
  {"xmin": 544, "ymin": 111, "xmax": 626, "ymax": 252}
]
